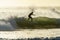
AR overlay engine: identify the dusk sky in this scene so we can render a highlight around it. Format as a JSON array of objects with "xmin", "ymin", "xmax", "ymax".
[{"xmin": 0, "ymin": 0, "xmax": 60, "ymax": 8}]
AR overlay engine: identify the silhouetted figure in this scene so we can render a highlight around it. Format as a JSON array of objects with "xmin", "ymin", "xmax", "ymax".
[{"xmin": 28, "ymin": 11, "xmax": 34, "ymax": 21}]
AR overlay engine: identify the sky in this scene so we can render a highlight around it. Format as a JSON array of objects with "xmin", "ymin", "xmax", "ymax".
[{"xmin": 0, "ymin": 0, "xmax": 60, "ymax": 8}]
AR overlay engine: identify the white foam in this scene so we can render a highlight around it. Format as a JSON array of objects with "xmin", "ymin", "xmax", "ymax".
[{"xmin": 0, "ymin": 29, "xmax": 60, "ymax": 39}]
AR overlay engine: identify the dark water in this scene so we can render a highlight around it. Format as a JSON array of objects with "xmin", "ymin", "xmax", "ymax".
[{"xmin": 0, "ymin": 37, "xmax": 60, "ymax": 40}]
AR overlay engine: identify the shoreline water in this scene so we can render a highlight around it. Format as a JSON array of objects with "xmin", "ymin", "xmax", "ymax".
[{"xmin": 0, "ymin": 29, "xmax": 60, "ymax": 39}]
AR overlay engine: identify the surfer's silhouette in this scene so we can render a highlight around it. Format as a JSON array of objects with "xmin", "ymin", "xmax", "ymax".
[{"xmin": 28, "ymin": 9, "xmax": 34, "ymax": 21}]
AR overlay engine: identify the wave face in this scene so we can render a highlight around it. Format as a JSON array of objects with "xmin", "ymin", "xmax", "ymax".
[{"xmin": 0, "ymin": 7, "xmax": 60, "ymax": 30}]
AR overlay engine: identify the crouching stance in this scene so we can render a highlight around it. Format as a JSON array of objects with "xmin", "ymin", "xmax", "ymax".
[{"xmin": 28, "ymin": 11, "xmax": 34, "ymax": 21}]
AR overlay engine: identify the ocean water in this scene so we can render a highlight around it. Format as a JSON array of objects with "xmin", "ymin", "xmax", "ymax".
[
  {"xmin": 0, "ymin": 7, "xmax": 60, "ymax": 30},
  {"xmin": 0, "ymin": 7, "xmax": 60, "ymax": 20},
  {"xmin": 0, "ymin": 29, "xmax": 60, "ymax": 39},
  {"xmin": 0, "ymin": 8, "xmax": 60, "ymax": 39}
]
